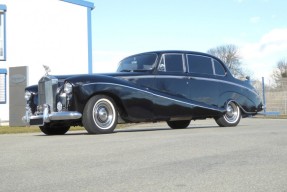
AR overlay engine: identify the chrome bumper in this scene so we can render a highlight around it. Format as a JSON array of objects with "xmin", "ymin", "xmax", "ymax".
[{"xmin": 22, "ymin": 105, "xmax": 82, "ymax": 126}]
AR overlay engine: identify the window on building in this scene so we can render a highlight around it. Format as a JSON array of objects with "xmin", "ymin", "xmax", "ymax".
[
  {"xmin": 0, "ymin": 68, "xmax": 7, "ymax": 104},
  {"xmin": 0, "ymin": 5, "xmax": 7, "ymax": 61}
]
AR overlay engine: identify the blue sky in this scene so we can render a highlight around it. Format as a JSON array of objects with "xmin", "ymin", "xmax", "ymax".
[{"xmin": 91, "ymin": 0, "xmax": 287, "ymax": 81}]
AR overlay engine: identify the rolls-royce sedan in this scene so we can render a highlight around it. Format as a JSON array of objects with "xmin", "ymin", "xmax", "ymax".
[{"xmin": 23, "ymin": 50, "xmax": 263, "ymax": 135}]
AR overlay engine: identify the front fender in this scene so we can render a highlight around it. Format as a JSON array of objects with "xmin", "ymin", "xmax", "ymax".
[{"xmin": 71, "ymin": 80, "xmax": 155, "ymax": 121}]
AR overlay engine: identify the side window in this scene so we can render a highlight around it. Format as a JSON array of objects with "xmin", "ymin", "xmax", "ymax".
[
  {"xmin": 158, "ymin": 54, "xmax": 184, "ymax": 72},
  {"xmin": 187, "ymin": 55, "xmax": 213, "ymax": 75},
  {"xmin": 213, "ymin": 59, "xmax": 226, "ymax": 76},
  {"xmin": 0, "ymin": 5, "xmax": 7, "ymax": 61}
]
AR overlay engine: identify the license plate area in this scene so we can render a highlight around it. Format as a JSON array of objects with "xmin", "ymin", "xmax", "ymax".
[{"xmin": 30, "ymin": 117, "xmax": 44, "ymax": 126}]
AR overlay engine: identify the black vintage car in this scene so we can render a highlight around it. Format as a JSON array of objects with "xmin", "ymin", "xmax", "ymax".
[{"xmin": 23, "ymin": 50, "xmax": 263, "ymax": 135}]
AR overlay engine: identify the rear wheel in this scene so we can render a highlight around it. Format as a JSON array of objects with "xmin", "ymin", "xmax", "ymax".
[
  {"xmin": 39, "ymin": 123, "xmax": 70, "ymax": 135},
  {"xmin": 215, "ymin": 101, "xmax": 241, "ymax": 127},
  {"xmin": 83, "ymin": 95, "xmax": 118, "ymax": 134},
  {"xmin": 167, "ymin": 120, "xmax": 191, "ymax": 129}
]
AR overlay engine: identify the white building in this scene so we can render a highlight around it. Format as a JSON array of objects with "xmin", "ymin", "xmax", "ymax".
[{"xmin": 0, "ymin": 0, "xmax": 94, "ymax": 124}]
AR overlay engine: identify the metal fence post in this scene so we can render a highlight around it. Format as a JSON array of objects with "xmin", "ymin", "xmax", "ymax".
[{"xmin": 285, "ymin": 90, "xmax": 286, "ymax": 115}]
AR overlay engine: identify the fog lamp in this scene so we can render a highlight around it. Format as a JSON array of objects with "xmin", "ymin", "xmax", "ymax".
[{"xmin": 57, "ymin": 102, "xmax": 63, "ymax": 112}]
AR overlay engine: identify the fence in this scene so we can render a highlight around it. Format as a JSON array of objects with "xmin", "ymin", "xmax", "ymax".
[{"xmin": 253, "ymin": 78, "xmax": 287, "ymax": 115}]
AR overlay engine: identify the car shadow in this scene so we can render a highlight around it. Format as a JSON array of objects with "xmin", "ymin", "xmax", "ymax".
[
  {"xmin": 115, "ymin": 125, "xmax": 219, "ymax": 133},
  {"xmin": 35, "ymin": 131, "xmax": 88, "ymax": 136},
  {"xmin": 34, "ymin": 124, "xmax": 240, "ymax": 136}
]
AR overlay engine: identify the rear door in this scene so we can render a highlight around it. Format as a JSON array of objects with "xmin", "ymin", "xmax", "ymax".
[{"xmin": 186, "ymin": 54, "xmax": 219, "ymax": 110}]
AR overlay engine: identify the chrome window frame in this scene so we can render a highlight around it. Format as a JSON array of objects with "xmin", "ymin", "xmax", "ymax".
[
  {"xmin": 186, "ymin": 54, "xmax": 214, "ymax": 75},
  {"xmin": 212, "ymin": 59, "xmax": 227, "ymax": 77},
  {"xmin": 157, "ymin": 53, "xmax": 186, "ymax": 73},
  {"xmin": 117, "ymin": 53, "xmax": 158, "ymax": 72}
]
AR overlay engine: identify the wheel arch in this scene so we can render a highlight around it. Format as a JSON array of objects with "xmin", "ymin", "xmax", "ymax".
[
  {"xmin": 84, "ymin": 91, "xmax": 128, "ymax": 121},
  {"xmin": 219, "ymin": 91, "xmax": 257, "ymax": 117}
]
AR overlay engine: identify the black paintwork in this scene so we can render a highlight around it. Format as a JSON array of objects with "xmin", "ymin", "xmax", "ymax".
[{"xmin": 25, "ymin": 51, "xmax": 263, "ymax": 125}]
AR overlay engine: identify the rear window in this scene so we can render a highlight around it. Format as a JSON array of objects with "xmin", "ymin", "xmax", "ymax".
[{"xmin": 213, "ymin": 59, "xmax": 226, "ymax": 76}]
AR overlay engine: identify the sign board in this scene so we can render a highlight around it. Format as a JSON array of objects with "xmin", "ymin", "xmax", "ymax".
[{"xmin": 9, "ymin": 66, "xmax": 28, "ymax": 126}]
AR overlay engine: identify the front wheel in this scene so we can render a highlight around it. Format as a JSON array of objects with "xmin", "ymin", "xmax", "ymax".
[
  {"xmin": 39, "ymin": 123, "xmax": 70, "ymax": 135},
  {"xmin": 82, "ymin": 95, "xmax": 118, "ymax": 134},
  {"xmin": 215, "ymin": 101, "xmax": 241, "ymax": 127},
  {"xmin": 167, "ymin": 120, "xmax": 191, "ymax": 129}
]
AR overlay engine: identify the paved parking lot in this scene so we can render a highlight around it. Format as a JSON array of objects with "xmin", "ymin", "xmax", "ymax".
[{"xmin": 0, "ymin": 118, "xmax": 287, "ymax": 192}]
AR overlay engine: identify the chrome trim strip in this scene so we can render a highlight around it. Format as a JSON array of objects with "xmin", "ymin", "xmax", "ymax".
[
  {"xmin": 119, "ymin": 75, "xmax": 259, "ymax": 96},
  {"xmin": 83, "ymin": 82, "xmax": 225, "ymax": 113},
  {"xmin": 193, "ymin": 76, "xmax": 259, "ymax": 96}
]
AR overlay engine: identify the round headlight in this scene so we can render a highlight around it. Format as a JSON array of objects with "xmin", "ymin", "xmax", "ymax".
[
  {"xmin": 24, "ymin": 91, "xmax": 32, "ymax": 101},
  {"xmin": 64, "ymin": 82, "xmax": 73, "ymax": 94}
]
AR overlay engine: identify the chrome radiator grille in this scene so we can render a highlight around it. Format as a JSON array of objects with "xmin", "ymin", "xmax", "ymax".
[{"xmin": 38, "ymin": 76, "xmax": 58, "ymax": 113}]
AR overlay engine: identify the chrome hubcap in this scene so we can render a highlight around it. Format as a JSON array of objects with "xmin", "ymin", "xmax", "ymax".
[
  {"xmin": 98, "ymin": 107, "xmax": 108, "ymax": 122},
  {"xmin": 224, "ymin": 102, "xmax": 240, "ymax": 123},
  {"xmin": 93, "ymin": 99, "xmax": 115, "ymax": 129}
]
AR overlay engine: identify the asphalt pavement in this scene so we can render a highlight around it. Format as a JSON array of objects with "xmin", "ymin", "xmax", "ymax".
[{"xmin": 0, "ymin": 118, "xmax": 287, "ymax": 192}]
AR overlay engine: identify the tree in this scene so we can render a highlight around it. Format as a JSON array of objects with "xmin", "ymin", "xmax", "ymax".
[
  {"xmin": 207, "ymin": 44, "xmax": 245, "ymax": 78},
  {"xmin": 271, "ymin": 58, "xmax": 287, "ymax": 88}
]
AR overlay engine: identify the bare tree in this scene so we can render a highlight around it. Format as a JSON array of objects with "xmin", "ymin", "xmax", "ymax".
[
  {"xmin": 271, "ymin": 58, "xmax": 287, "ymax": 89},
  {"xmin": 207, "ymin": 44, "xmax": 245, "ymax": 78}
]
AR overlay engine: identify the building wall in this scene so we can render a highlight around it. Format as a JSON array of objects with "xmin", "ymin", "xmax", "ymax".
[{"xmin": 0, "ymin": 0, "xmax": 92, "ymax": 123}]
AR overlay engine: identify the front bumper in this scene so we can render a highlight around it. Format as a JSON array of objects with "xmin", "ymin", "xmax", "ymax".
[{"xmin": 22, "ymin": 104, "xmax": 82, "ymax": 126}]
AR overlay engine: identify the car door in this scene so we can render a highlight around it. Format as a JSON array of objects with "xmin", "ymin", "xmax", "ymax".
[
  {"xmin": 186, "ymin": 54, "xmax": 220, "ymax": 112},
  {"xmin": 153, "ymin": 53, "xmax": 190, "ymax": 118}
]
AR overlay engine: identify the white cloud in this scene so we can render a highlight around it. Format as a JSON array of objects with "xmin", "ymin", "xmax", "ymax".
[
  {"xmin": 241, "ymin": 28, "xmax": 287, "ymax": 59},
  {"xmin": 239, "ymin": 28, "xmax": 287, "ymax": 81},
  {"xmin": 260, "ymin": 28, "xmax": 287, "ymax": 52}
]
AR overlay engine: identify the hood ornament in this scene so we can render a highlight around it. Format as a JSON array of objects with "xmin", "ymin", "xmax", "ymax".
[{"xmin": 43, "ymin": 65, "xmax": 51, "ymax": 76}]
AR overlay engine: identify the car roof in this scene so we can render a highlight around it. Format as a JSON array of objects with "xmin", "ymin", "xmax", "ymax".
[
  {"xmin": 127, "ymin": 50, "xmax": 222, "ymax": 61},
  {"xmin": 120, "ymin": 50, "xmax": 232, "ymax": 76}
]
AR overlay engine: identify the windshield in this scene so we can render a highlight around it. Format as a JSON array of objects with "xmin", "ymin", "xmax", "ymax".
[{"xmin": 117, "ymin": 53, "xmax": 158, "ymax": 72}]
